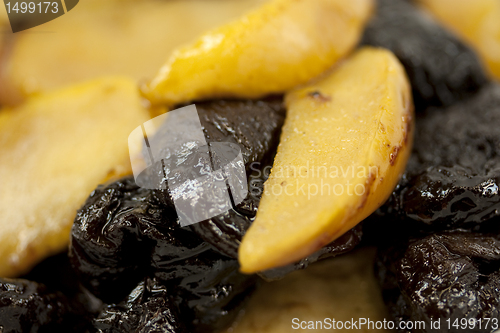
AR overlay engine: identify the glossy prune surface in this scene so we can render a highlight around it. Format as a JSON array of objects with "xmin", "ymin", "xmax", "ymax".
[
  {"xmin": 71, "ymin": 97, "xmax": 286, "ymax": 297},
  {"xmin": 377, "ymin": 231, "xmax": 500, "ymax": 333},
  {"xmin": 0, "ymin": 278, "xmax": 88, "ymax": 333},
  {"xmin": 362, "ymin": 0, "xmax": 487, "ymax": 109},
  {"xmin": 370, "ymin": 84, "xmax": 500, "ymax": 236},
  {"xmin": 371, "ymin": 85, "xmax": 500, "ymax": 332},
  {"xmin": 71, "ymin": 176, "xmax": 257, "ymax": 332},
  {"xmin": 94, "ymin": 278, "xmax": 187, "ymax": 333},
  {"xmin": 71, "ymin": 98, "xmax": 286, "ymax": 331},
  {"xmin": 196, "ymin": 98, "xmax": 285, "ymax": 167},
  {"xmin": 70, "ymin": 177, "xmax": 176, "ymax": 302}
]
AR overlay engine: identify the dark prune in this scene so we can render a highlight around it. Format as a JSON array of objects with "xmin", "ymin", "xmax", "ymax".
[
  {"xmin": 362, "ymin": 0, "xmax": 487, "ymax": 109},
  {"xmin": 70, "ymin": 178, "xmax": 174, "ymax": 302},
  {"xmin": 377, "ymin": 231, "xmax": 500, "ymax": 333},
  {"xmin": 20, "ymin": 251, "xmax": 103, "ymax": 329},
  {"xmin": 172, "ymin": 260, "xmax": 257, "ymax": 332},
  {"xmin": 133, "ymin": 97, "xmax": 286, "ymax": 225},
  {"xmin": 94, "ymin": 278, "xmax": 188, "ymax": 333},
  {"xmin": 188, "ymin": 165, "xmax": 265, "ymax": 260},
  {"xmin": 71, "ymin": 176, "xmax": 257, "ymax": 332},
  {"xmin": 71, "ymin": 98, "xmax": 285, "ymax": 301},
  {"xmin": 143, "ymin": 97, "xmax": 285, "ymax": 185},
  {"xmin": 196, "ymin": 97, "xmax": 285, "ymax": 168},
  {"xmin": 369, "ymin": 84, "xmax": 500, "ymax": 236},
  {"xmin": 71, "ymin": 98, "xmax": 287, "ymax": 332},
  {"xmin": 0, "ymin": 278, "xmax": 88, "ymax": 333},
  {"xmin": 258, "ymin": 223, "xmax": 363, "ymax": 281},
  {"xmin": 22, "ymin": 252, "xmax": 88, "ymax": 299}
]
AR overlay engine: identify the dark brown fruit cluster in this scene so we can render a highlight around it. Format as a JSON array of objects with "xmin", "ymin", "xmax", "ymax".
[
  {"xmin": 94, "ymin": 278, "xmax": 188, "ymax": 333},
  {"xmin": 0, "ymin": 277, "xmax": 91, "ymax": 333},
  {"xmin": 68, "ymin": 97, "xmax": 363, "ymax": 332},
  {"xmin": 370, "ymin": 84, "xmax": 500, "ymax": 236},
  {"xmin": 370, "ymin": 83, "xmax": 500, "ymax": 331},
  {"xmin": 377, "ymin": 231, "xmax": 500, "ymax": 333}
]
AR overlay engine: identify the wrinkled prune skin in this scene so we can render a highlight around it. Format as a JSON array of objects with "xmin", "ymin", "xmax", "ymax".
[
  {"xmin": 172, "ymin": 260, "xmax": 257, "ymax": 332},
  {"xmin": 366, "ymin": 84, "xmax": 500, "ymax": 238},
  {"xmin": 362, "ymin": 0, "xmax": 487, "ymax": 109},
  {"xmin": 134, "ymin": 98, "xmax": 286, "ymax": 228},
  {"xmin": 22, "ymin": 251, "xmax": 103, "ymax": 313},
  {"xmin": 189, "ymin": 194, "xmax": 255, "ymax": 260},
  {"xmin": 71, "ymin": 98, "xmax": 286, "ymax": 331},
  {"xmin": 377, "ymin": 231, "xmax": 500, "ymax": 333},
  {"xmin": 196, "ymin": 98, "xmax": 285, "ymax": 168},
  {"xmin": 0, "ymin": 278, "xmax": 88, "ymax": 333},
  {"xmin": 72, "ymin": 176, "xmax": 257, "ymax": 333},
  {"xmin": 94, "ymin": 278, "xmax": 188, "ymax": 333},
  {"xmin": 70, "ymin": 178, "xmax": 176, "ymax": 301},
  {"xmin": 188, "ymin": 164, "xmax": 267, "ymax": 260},
  {"xmin": 71, "ymin": 98, "xmax": 286, "ymax": 299}
]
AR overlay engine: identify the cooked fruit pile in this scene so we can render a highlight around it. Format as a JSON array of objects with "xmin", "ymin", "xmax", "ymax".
[{"xmin": 0, "ymin": 0, "xmax": 499, "ymax": 332}]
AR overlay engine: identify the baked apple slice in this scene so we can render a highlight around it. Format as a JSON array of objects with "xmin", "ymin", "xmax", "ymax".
[
  {"xmin": 0, "ymin": 0, "xmax": 265, "ymax": 105},
  {"xmin": 144, "ymin": 0, "xmax": 374, "ymax": 106},
  {"xmin": 239, "ymin": 47, "xmax": 414, "ymax": 273},
  {"xmin": 0, "ymin": 77, "xmax": 150, "ymax": 277}
]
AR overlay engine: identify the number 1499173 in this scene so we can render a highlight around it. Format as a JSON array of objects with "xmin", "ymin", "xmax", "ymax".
[{"xmin": 5, "ymin": 2, "xmax": 59, "ymax": 14}]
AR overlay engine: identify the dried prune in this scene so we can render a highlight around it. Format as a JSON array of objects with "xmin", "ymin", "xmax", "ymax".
[
  {"xmin": 0, "ymin": 278, "xmax": 89, "ymax": 333},
  {"xmin": 368, "ymin": 84, "xmax": 500, "ymax": 237},
  {"xmin": 196, "ymin": 98, "xmax": 285, "ymax": 168},
  {"xmin": 362, "ymin": 0, "xmax": 487, "ymax": 109},
  {"xmin": 71, "ymin": 175, "xmax": 257, "ymax": 332},
  {"xmin": 70, "ymin": 178, "xmax": 168, "ymax": 302},
  {"xmin": 21, "ymin": 251, "xmax": 103, "ymax": 324},
  {"xmin": 187, "ymin": 163, "xmax": 266, "ymax": 260},
  {"xmin": 70, "ymin": 98, "xmax": 286, "ymax": 331},
  {"xmin": 70, "ymin": 98, "xmax": 285, "ymax": 299},
  {"xmin": 377, "ymin": 231, "xmax": 500, "ymax": 333},
  {"xmin": 171, "ymin": 260, "xmax": 257, "ymax": 332},
  {"xmin": 94, "ymin": 278, "xmax": 187, "ymax": 333}
]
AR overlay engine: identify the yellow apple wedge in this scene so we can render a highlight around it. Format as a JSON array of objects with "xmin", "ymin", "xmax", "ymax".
[
  {"xmin": 239, "ymin": 47, "xmax": 414, "ymax": 273},
  {"xmin": 0, "ymin": 77, "xmax": 150, "ymax": 277},
  {"xmin": 143, "ymin": 0, "xmax": 374, "ymax": 106},
  {"xmin": 418, "ymin": 0, "xmax": 500, "ymax": 80},
  {"xmin": 0, "ymin": 0, "xmax": 266, "ymax": 106}
]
